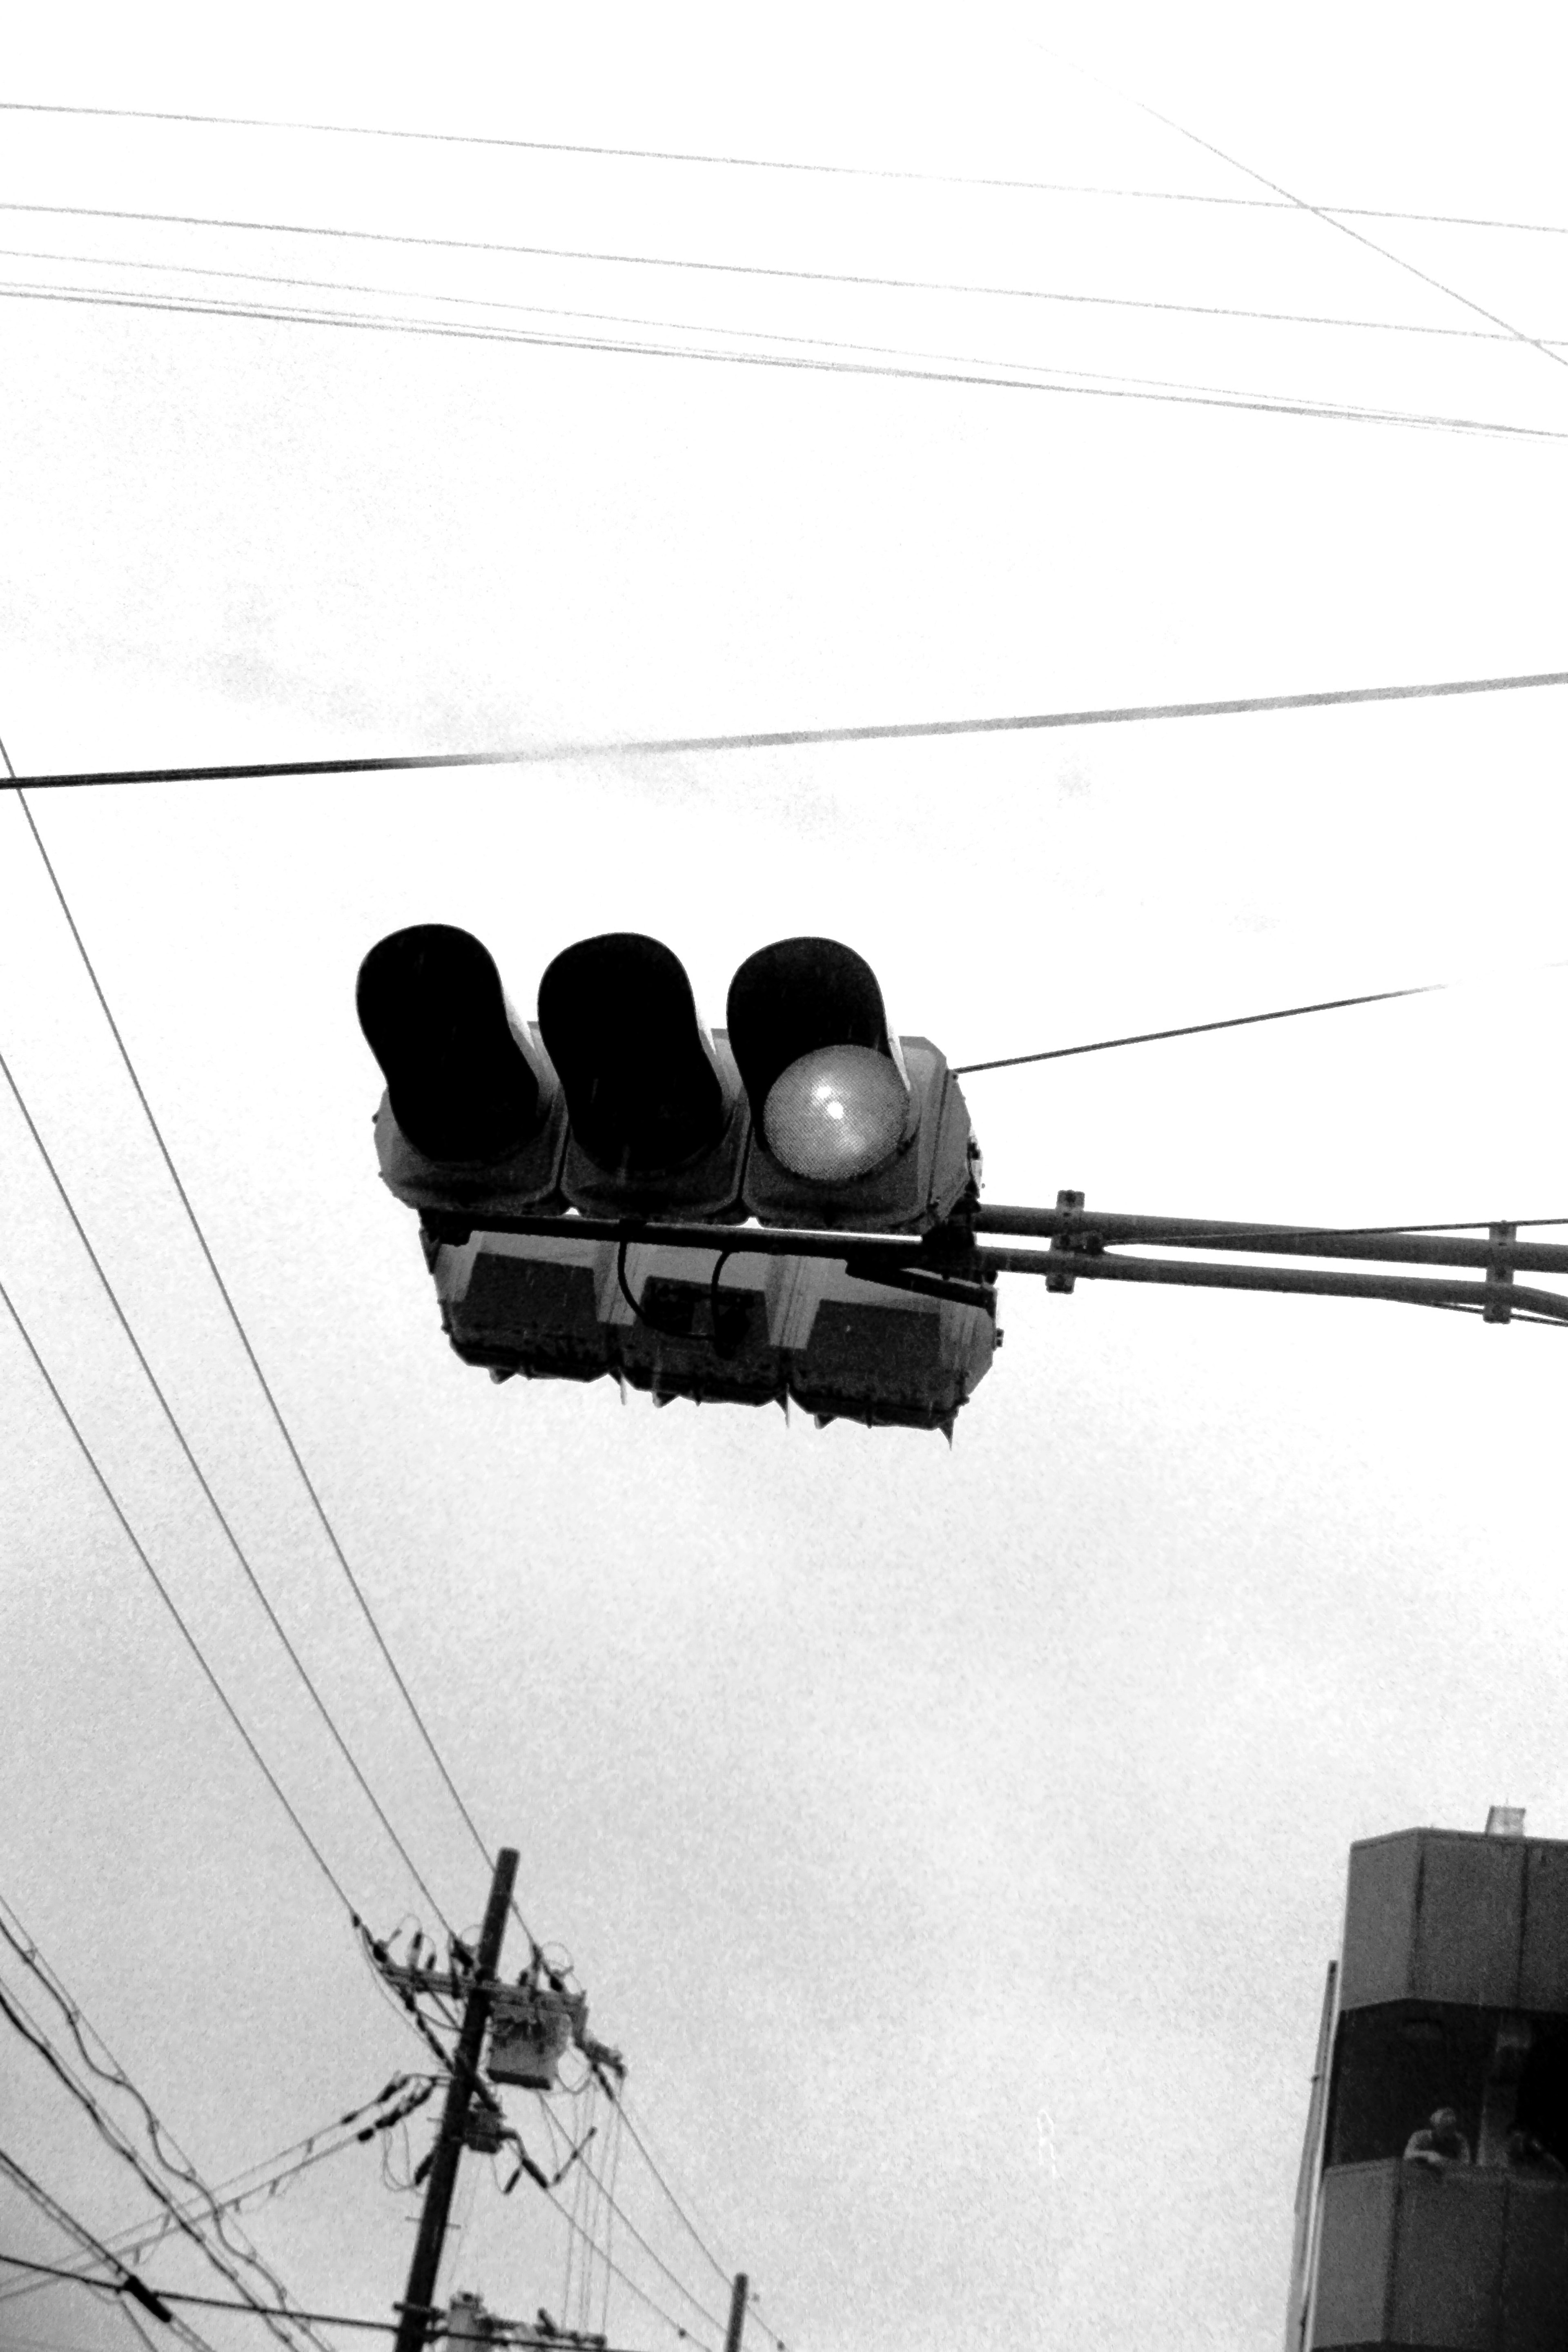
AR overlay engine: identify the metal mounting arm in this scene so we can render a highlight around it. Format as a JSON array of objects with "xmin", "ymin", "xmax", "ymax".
[{"xmin": 422, "ymin": 1201, "xmax": 1568, "ymax": 1327}]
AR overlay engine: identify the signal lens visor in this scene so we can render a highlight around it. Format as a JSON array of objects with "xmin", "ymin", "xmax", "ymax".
[{"xmin": 762, "ymin": 1045, "xmax": 909, "ymax": 1182}]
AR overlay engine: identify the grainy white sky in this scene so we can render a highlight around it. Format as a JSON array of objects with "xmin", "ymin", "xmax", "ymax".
[{"xmin": 2, "ymin": 8, "xmax": 1567, "ymax": 2352}]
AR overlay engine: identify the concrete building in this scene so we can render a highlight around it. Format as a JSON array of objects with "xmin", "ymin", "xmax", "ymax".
[{"xmin": 1289, "ymin": 1811, "xmax": 1568, "ymax": 2352}]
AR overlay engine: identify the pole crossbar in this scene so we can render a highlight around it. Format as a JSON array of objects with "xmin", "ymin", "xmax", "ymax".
[
  {"xmin": 422, "ymin": 1205, "xmax": 1568, "ymax": 1300},
  {"xmin": 984, "ymin": 1246, "xmax": 1568, "ymax": 1322},
  {"xmin": 973, "ymin": 1204, "xmax": 1568, "ymax": 1274}
]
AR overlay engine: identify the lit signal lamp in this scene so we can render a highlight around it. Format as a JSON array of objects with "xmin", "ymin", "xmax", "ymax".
[
  {"xmin": 355, "ymin": 924, "xmax": 566, "ymax": 1216},
  {"xmin": 536, "ymin": 933, "xmax": 746, "ymax": 1219},
  {"xmin": 727, "ymin": 937, "xmax": 978, "ymax": 1231}
]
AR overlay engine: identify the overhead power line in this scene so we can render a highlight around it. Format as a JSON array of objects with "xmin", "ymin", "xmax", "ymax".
[
  {"xmin": 0, "ymin": 1903, "xmax": 350, "ymax": 2307},
  {"xmin": 0, "ymin": 2256, "xmax": 401, "ymax": 2333},
  {"xmin": 13, "ymin": 275, "xmax": 1564, "ymax": 452},
  {"xmin": 0, "ymin": 2252, "xmax": 675, "ymax": 2349},
  {"xmin": 0, "ymin": 1894, "xmax": 429, "ymax": 2324},
  {"xmin": 0, "ymin": 1033, "xmax": 454, "ymax": 1931},
  {"xmin": 2, "ymin": 98, "xmax": 1564, "ymax": 238},
  {"xmin": 2, "ymin": 756, "xmax": 497, "ymax": 1913},
  {"xmin": 0, "ymin": 1266, "xmax": 355, "ymax": 1914},
  {"xmin": 953, "ymin": 955, "xmax": 1568, "ymax": 1074},
  {"xmin": 1034, "ymin": 41, "xmax": 1568, "ymax": 374},
  {"xmin": 535, "ymin": 2170, "xmax": 724, "ymax": 2352},
  {"xmin": 0, "ymin": 2074, "xmax": 422, "ymax": 2308},
  {"xmin": 953, "ymin": 979, "xmax": 1443, "ymax": 1071},
  {"xmin": 551, "ymin": 2136, "xmax": 726, "ymax": 2341},
  {"xmin": 4, "ymin": 199, "xmax": 1566, "ymax": 445},
  {"xmin": 609, "ymin": 2104, "xmax": 733, "ymax": 2294},
  {"xmin": 0, "ymin": 2149, "xmax": 218, "ymax": 2352},
  {"xmin": 5, "ymin": 665, "xmax": 1567, "ymax": 795},
  {"xmin": 4, "ymin": 753, "xmax": 552, "ymax": 1983},
  {"xmin": 3, "ymin": 205, "xmax": 1561, "ymax": 347},
  {"xmin": 0, "ymin": 1971, "xmax": 327, "ymax": 2352}
]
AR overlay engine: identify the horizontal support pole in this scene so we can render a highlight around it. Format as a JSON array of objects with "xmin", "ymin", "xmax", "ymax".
[
  {"xmin": 980, "ymin": 1245, "xmax": 1568, "ymax": 1322},
  {"xmin": 422, "ymin": 1207, "xmax": 1568, "ymax": 1319},
  {"xmin": 977, "ymin": 1203, "xmax": 1568, "ymax": 1275},
  {"xmin": 425, "ymin": 1209, "xmax": 927, "ymax": 1262},
  {"xmin": 433, "ymin": 1204, "xmax": 1568, "ymax": 1278}
]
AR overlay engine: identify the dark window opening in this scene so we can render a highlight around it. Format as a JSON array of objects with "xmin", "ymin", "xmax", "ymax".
[{"xmin": 1327, "ymin": 2005, "xmax": 1568, "ymax": 2171}]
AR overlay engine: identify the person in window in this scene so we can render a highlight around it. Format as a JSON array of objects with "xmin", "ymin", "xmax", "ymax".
[
  {"xmin": 1403, "ymin": 2107, "xmax": 1472, "ymax": 2167},
  {"xmin": 1505, "ymin": 2127, "xmax": 1568, "ymax": 2178}
]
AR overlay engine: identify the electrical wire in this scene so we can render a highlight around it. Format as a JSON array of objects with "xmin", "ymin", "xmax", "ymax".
[
  {"xmin": 536, "ymin": 2124, "xmax": 727, "ymax": 2345},
  {"xmin": 1032, "ymin": 40, "xmax": 1568, "ymax": 375},
  {"xmin": 0, "ymin": 2256, "xmax": 403, "ymax": 2332},
  {"xmin": 535, "ymin": 2170, "xmax": 724, "ymax": 2352},
  {"xmin": 0, "ymin": 1916, "xmax": 423, "ymax": 2313},
  {"xmin": 9, "ymin": 664, "xmax": 1568, "ymax": 795},
  {"xmin": 3, "ymin": 763, "xmax": 494, "ymax": 1928},
  {"xmin": 0, "ymin": 2147, "xmax": 220, "ymax": 2352},
  {"xmin": 2, "ymin": 97, "xmax": 1564, "ymax": 239},
  {"xmin": 0, "ymin": 1903, "xmax": 416, "ymax": 2304},
  {"xmin": 4, "ymin": 214, "xmax": 1562, "ymax": 347},
  {"xmin": 604, "ymin": 2104, "xmax": 734, "ymax": 2296},
  {"xmin": 0, "ymin": 1267, "xmax": 354, "ymax": 1914},
  {"xmin": 0, "ymin": 2114, "xmax": 414, "ymax": 2307},
  {"xmin": 953, "ymin": 951, "xmax": 1568, "ymax": 1074},
  {"xmin": 4, "ymin": 744, "xmax": 581, "ymax": 2171},
  {"xmin": 0, "ymin": 1035, "xmax": 454, "ymax": 1933},
  {"xmin": 599, "ymin": 2101, "xmax": 623, "ymax": 2342},
  {"xmin": 11, "ymin": 274, "xmax": 1565, "ymax": 455},
  {"xmin": 953, "ymin": 978, "xmax": 1443, "ymax": 1071},
  {"xmin": 0, "ymin": 1979, "xmax": 329, "ymax": 2352}
]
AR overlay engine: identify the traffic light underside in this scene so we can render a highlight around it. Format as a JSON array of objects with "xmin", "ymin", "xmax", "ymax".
[{"xmin": 429, "ymin": 1229, "xmax": 996, "ymax": 1434}]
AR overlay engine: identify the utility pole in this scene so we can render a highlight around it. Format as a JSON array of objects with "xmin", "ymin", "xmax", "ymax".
[
  {"xmin": 723, "ymin": 2273, "xmax": 749, "ymax": 2352},
  {"xmin": 393, "ymin": 1846, "xmax": 518, "ymax": 2352}
]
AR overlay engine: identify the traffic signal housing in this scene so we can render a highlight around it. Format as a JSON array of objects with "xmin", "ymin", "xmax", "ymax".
[
  {"xmin": 358, "ymin": 922, "xmax": 995, "ymax": 1431},
  {"xmin": 727, "ymin": 937, "xmax": 978, "ymax": 1232},
  {"xmin": 356, "ymin": 924, "xmax": 566, "ymax": 1218},
  {"xmin": 537, "ymin": 933, "xmax": 746, "ymax": 1219}
]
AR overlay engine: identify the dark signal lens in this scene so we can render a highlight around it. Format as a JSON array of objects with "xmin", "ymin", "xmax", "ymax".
[
  {"xmin": 356, "ymin": 924, "xmax": 543, "ymax": 1165},
  {"xmin": 538, "ymin": 933, "xmax": 726, "ymax": 1175}
]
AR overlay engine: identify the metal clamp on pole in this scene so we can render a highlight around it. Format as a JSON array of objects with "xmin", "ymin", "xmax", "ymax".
[
  {"xmin": 1484, "ymin": 1221, "xmax": 1517, "ymax": 1324},
  {"xmin": 1047, "ymin": 1189, "xmax": 1087, "ymax": 1293}
]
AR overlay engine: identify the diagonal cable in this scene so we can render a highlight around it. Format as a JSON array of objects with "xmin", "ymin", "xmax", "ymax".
[
  {"xmin": 0, "ymin": 1266, "xmax": 354, "ymax": 1914},
  {"xmin": 0, "ymin": 1973, "xmax": 328, "ymax": 2352},
  {"xmin": 1036, "ymin": 40, "xmax": 1568, "ymax": 375},
  {"xmin": 0, "ymin": 2143, "xmax": 220, "ymax": 2352},
  {"xmin": 0, "ymin": 1031, "xmax": 452, "ymax": 1929},
  {"xmin": 953, "ymin": 952, "xmax": 1568, "ymax": 1073},
  {"xmin": 3, "ymin": 765, "xmax": 486, "ymax": 1899},
  {"xmin": 953, "ymin": 979, "xmax": 1441, "ymax": 1071},
  {"xmin": 0, "ymin": 1898, "xmax": 418, "ymax": 2314},
  {"xmin": 608, "ymin": 2100, "xmax": 734, "ymax": 2293}
]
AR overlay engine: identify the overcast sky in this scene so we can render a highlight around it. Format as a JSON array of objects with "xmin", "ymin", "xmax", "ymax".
[{"xmin": 2, "ymin": 9, "xmax": 1567, "ymax": 2352}]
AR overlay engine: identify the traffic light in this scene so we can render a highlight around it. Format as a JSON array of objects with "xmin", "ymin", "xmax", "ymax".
[
  {"xmin": 357, "ymin": 922, "xmax": 996, "ymax": 1432},
  {"xmin": 727, "ymin": 937, "xmax": 977, "ymax": 1231},
  {"xmin": 536, "ymin": 933, "xmax": 746, "ymax": 1218},
  {"xmin": 356, "ymin": 924, "xmax": 566, "ymax": 1216}
]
